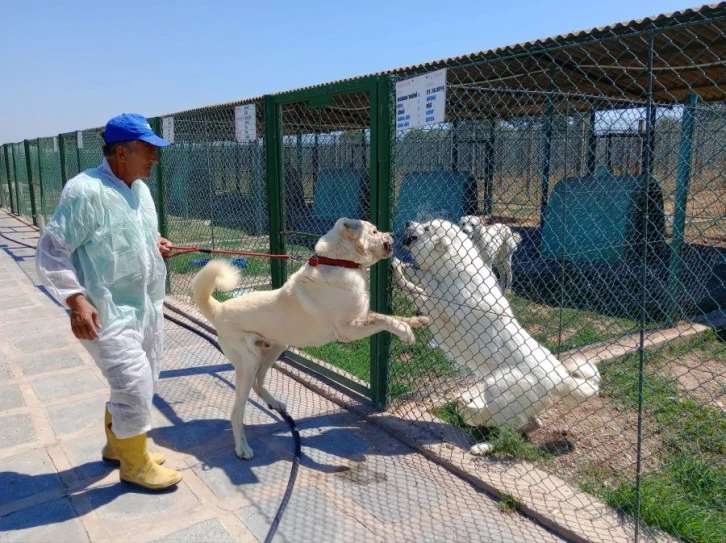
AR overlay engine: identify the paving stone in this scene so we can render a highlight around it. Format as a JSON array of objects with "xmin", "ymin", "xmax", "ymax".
[
  {"xmin": 189, "ymin": 439, "xmax": 289, "ymax": 501},
  {"xmin": 0, "ymin": 359, "xmax": 13, "ymax": 380},
  {"xmin": 31, "ymin": 371, "xmax": 104, "ymax": 402},
  {"xmin": 0, "ymin": 385, "xmax": 24, "ymax": 411},
  {"xmin": 1, "ymin": 296, "xmax": 36, "ymax": 310},
  {"xmin": 326, "ymin": 456, "xmax": 444, "ymax": 524},
  {"xmin": 0, "ymin": 497, "xmax": 89, "ymax": 543},
  {"xmin": 237, "ymin": 486, "xmax": 375, "ymax": 543},
  {"xmin": 87, "ymin": 479, "xmax": 199, "ymax": 521},
  {"xmin": 3, "ymin": 305, "xmax": 69, "ymax": 324},
  {"xmin": 0, "ymin": 413, "xmax": 36, "ymax": 449},
  {"xmin": 17, "ymin": 350, "xmax": 85, "ymax": 376},
  {"xmin": 45, "ymin": 396, "xmax": 108, "ymax": 436},
  {"xmin": 2, "ymin": 318, "xmax": 70, "ymax": 339},
  {"xmin": 0, "ymin": 448, "xmax": 63, "ymax": 508},
  {"xmin": 150, "ymin": 518, "xmax": 236, "ymax": 543},
  {"xmin": 14, "ymin": 333, "xmax": 68, "ymax": 353},
  {"xmin": 58, "ymin": 433, "xmax": 116, "ymax": 483}
]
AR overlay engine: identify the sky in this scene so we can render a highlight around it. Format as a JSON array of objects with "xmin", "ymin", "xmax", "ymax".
[{"xmin": 0, "ymin": 0, "xmax": 704, "ymax": 143}]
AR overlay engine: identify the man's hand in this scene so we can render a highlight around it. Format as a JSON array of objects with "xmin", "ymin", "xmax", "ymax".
[
  {"xmin": 158, "ymin": 236, "xmax": 173, "ymax": 259},
  {"xmin": 66, "ymin": 294, "xmax": 101, "ymax": 341}
]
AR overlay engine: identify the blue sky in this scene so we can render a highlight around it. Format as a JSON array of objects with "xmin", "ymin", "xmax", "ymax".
[{"xmin": 1, "ymin": 0, "xmax": 702, "ymax": 143}]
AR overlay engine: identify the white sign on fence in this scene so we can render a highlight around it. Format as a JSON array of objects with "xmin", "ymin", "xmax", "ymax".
[
  {"xmin": 53, "ymin": 136, "xmax": 58, "ymax": 153},
  {"xmin": 235, "ymin": 104, "xmax": 257, "ymax": 142},
  {"xmin": 76, "ymin": 130, "xmax": 84, "ymax": 149},
  {"xmin": 162, "ymin": 117, "xmax": 175, "ymax": 144},
  {"xmin": 395, "ymin": 68, "xmax": 447, "ymax": 130}
]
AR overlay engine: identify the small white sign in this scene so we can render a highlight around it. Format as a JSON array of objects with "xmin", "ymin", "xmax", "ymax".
[
  {"xmin": 235, "ymin": 104, "xmax": 257, "ymax": 142},
  {"xmin": 53, "ymin": 136, "xmax": 58, "ymax": 153},
  {"xmin": 162, "ymin": 117, "xmax": 175, "ymax": 143},
  {"xmin": 76, "ymin": 130, "xmax": 84, "ymax": 149},
  {"xmin": 395, "ymin": 68, "xmax": 447, "ymax": 130}
]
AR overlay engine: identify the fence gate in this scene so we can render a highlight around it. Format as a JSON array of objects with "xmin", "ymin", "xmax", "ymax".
[{"xmin": 265, "ymin": 76, "xmax": 392, "ymax": 407}]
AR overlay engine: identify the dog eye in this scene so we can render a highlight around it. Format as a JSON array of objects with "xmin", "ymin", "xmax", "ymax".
[{"xmin": 424, "ymin": 227, "xmax": 431, "ymax": 232}]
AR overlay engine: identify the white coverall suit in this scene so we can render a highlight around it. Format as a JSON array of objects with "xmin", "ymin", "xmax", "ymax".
[{"xmin": 36, "ymin": 158, "xmax": 167, "ymax": 439}]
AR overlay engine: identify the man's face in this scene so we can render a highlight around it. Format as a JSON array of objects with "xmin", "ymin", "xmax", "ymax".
[{"xmin": 118, "ymin": 141, "xmax": 159, "ymax": 179}]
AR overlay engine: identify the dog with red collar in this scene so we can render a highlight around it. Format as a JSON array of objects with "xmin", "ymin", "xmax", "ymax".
[{"xmin": 192, "ymin": 217, "xmax": 430, "ymax": 460}]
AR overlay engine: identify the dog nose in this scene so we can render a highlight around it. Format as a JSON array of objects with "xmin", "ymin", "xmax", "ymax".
[
  {"xmin": 402, "ymin": 233, "xmax": 418, "ymax": 247},
  {"xmin": 383, "ymin": 241, "xmax": 391, "ymax": 252}
]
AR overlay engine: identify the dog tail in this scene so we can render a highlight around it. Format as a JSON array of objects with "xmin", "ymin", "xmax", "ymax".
[{"xmin": 191, "ymin": 259, "xmax": 240, "ymax": 323}]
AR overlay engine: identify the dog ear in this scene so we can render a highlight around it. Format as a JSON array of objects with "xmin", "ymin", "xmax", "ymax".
[{"xmin": 340, "ymin": 218, "xmax": 363, "ymax": 240}]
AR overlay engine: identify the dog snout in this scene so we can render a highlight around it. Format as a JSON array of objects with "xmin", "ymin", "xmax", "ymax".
[{"xmin": 402, "ymin": 232, "xmax": 418, "ymax": 247}]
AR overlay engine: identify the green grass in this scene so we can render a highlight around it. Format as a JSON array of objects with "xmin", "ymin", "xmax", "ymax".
[
  {"xmin": 495, "ymin": 492, "xmax": 525, "ymax": 513},
  {"xmin": 302, "ymin": 340, "xmax": 371, "ymax": 382},
  {"xmin": 575, "ymin": 330, "xmax": 726, "ymax": 543},
  {"xmin": 434, "ymin": 403, "xmax": 551, "ymax": 462},
  {"xmin": 508, "ymin": 293, "xmax": 642, "ymax": 353}
]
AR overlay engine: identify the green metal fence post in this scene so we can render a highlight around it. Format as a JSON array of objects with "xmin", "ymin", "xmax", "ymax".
[
  {"xmin": 264, "ymin": 94, "xmax": 286, "ymax": 288},
  {"xmin": 370, "ymin": 75, "xmax": 393, "ymax": 410},
  {"xmin": 36, "ymin": 138, "xmax": 45, "ymax": 222},
  {"xmin": 3, "ymin": 145, "xmax": 15, "ymax": 214},
  {"xmin": 666, "ymin": 93, "xmax": 698, "ymax": 322},
  {"xmin": 539, "ymin": 78, "xmax": 555, "ymax": 229},
  {"xmin": 149, "ymin": 117, "xmax": 170, "ymax": 294},
  {"xmin": 58, "ymin": 135, "xmax": 68, "ymax": 188},
  {"xmin": 11, "ymin": 144, "xmax": 22, "ymax": 216},
  {"xmin": 150, "ymin": 118, "xmax": 168, "ymax": 239},
  {"xmin": 23, "ymin": 140, "xmax": 38, "ymax": 226},
  {"xmin": 75, "ymin": 131, "xmax": 82, "ymax": 173},
  {"xmin": 587, "ymin": 107, "xmax": 597, "ymax": 176},
  {"xmin": 483, "ymin": 118, "xmax": 496, "ymax": 216}
]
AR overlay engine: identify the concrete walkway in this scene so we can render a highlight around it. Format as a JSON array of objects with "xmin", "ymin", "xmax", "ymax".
[{"xmin": 0, "ymin": 210, "xmax": 567, "ymax": 543}]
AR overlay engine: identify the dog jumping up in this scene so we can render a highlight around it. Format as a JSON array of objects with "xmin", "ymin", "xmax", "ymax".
[{"xmin": 192, "ymin": 218, "xmax": 430, "ymax": 459}]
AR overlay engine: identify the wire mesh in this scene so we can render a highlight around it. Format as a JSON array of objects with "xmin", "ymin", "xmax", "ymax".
[
  {"xmin": 159, "ymin": 100, "xmax": 272, "ymax": 315},
  {"xmin": 11, "ymin": 143, "xmax": 32, "ymax": 220},
  {"xmin": 37, "ymin": 137, "xmax": 64, "ymax": 224},
  {"xmin": 385, "ymin": 10, "xmax": 725, "ymax": 543},
  {"xmin": 278, "ymin": 90, "xmax": 374, "ymax": 386}
]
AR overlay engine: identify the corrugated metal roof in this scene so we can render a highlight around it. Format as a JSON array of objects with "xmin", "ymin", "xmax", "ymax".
[{"xmin": 164, "ymin": 2, "xmax": 726, "ymax": 126}]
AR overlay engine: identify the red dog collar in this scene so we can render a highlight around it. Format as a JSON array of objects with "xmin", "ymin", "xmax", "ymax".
[{"xmin": 308, "ymin": 254, "xmax": 362, "ymax": 269}]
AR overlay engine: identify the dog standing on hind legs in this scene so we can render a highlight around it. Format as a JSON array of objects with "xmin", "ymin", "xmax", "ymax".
[{"xmin": 192, "ymin": 218, "xmax": 430, "ymax": 459}]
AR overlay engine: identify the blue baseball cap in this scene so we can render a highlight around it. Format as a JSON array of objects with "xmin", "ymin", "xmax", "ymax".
[{"xmin": 103, "ymin": 113, "xmax": 170, "ymax": 147}]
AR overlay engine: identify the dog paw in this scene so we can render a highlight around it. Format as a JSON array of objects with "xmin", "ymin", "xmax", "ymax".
[
  {"xmin": 235, "ymin": 442, "xmax": 255, "ymax": 460},
  {"xmin": 470, "ymin": 443, "xmax": 493, "ymax": 456},
  {"xmin": 519, "ymin": 417, "xmax": 543, "ymax": 434},
  {"xmin": 409, "ymin": 315, "xmax": 431, "ymax": 329},
  {"xmin": 398, "ymin": 324, "xmax": 415, "ymax": 345}
]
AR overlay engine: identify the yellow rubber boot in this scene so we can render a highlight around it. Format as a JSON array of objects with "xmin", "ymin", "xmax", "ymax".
[
  {"xmin": 113, "ymin": 432, "xmax": 183, "ymax": 490},
  {"xmin": 102, "ymin": 408, "xmax": 165, "ymax": 465}
]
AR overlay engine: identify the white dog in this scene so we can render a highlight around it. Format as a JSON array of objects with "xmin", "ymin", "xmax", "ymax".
[
  {"xmin": 192, "ymin": 218, "xmax": 430, "ymax": 459},
  {"xmin": 459, "ymin": 215, "xmax": 521, "ymax": 293},
  {"xmin": 393, "ymin": 219, "xmax": 599, "ymax": 454}
]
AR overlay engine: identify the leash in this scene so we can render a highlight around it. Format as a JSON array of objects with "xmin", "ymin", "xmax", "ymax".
[
  {"xmin": 166, "ymin": 244, "xmax": 294, "ymax": 261},
  {"xmin": 166, "ymin": 244, "xmax": 362, "ymax": 270}
]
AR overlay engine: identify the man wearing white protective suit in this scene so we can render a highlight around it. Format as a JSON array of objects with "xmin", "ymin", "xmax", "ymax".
[{"xmin": 35, "ymin": 113, "xmax": 182, "ymax": 490}]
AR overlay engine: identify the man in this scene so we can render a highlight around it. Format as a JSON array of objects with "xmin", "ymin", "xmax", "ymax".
[{"xmin": 36, "ymin": 113, "xmax": 182, "ymax": 491}]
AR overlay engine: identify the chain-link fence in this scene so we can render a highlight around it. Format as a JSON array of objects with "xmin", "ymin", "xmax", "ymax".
[
  {"xmin": 384, "ymin": 7, "xmax": 725, "ymax": 543},
  {"xmin": 0, "ymin": 4, "xmax": 723, "ymax": 542},
  {"xmin": 157, "ymin": 100, "xmax": 272, "ymax": 313}
]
